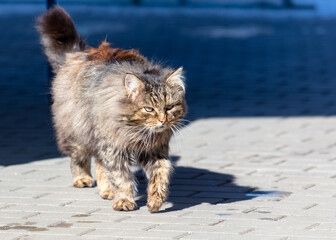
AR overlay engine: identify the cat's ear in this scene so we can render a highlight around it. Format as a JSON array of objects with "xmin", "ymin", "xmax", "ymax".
[
  {"xmin": 166, "ymin": 67, "xmax": 185, "ymax": 93},
  {"xmin": 125, "ymin": 74, "xmax": 144, "ymax": 102}
]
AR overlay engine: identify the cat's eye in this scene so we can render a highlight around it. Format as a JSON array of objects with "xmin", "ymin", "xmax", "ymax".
[
  {"xmin": 144, "ymin": 107, "xmax": 154, "ymax": 112},
  {"xmin": 166, "ymin": 105, "xmax": 174, "ymax": 111}
]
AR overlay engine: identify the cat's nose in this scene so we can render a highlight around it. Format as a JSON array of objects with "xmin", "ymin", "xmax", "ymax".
[{"xmin": 159, "ymin": 115, "xmax": 166, "ymax": 125}]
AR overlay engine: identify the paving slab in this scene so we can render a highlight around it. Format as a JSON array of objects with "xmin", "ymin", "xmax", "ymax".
[{"xmin": 1, "ymin": 3, "xmax": 336, "ymax": 240}]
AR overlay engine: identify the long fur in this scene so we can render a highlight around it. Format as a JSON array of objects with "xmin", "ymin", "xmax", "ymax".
[
  {"xmin": 36, "ymin": 6, "xmax": 187, "ymax": 213},
  {"xmin": 36, "ymin": 6, "xmax": 86, "ymax": 72}
]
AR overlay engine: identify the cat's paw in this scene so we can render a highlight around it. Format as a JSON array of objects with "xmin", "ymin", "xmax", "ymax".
[
  {"xmin": 113, "ymin": 199, "xmax": 137, "ymax": 211},
  {"xmin": 73, "ymin": 177, "xmax": 93, "ymax": 188},
  {"xmin": 147, "ymin": 196, "xmax": 164, "ymax": 213},
  {"xmin": 100, "ymin": 189, "xmax": 114, "ymax": 200}
]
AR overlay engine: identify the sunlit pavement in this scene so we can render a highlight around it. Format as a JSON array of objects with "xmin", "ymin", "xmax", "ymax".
[{"xmin": 1, "ymin": 4, "xmax": 336, "ymax": 239}]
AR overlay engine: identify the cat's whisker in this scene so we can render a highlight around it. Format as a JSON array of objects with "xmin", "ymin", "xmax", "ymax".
[
  {"xmin": 177, "ymin": 119, "xmax": 191, "ymax": 124},
  {"xmin": 123, "ymin": 128, "xmax": 134, "ymax": 138},
  {"xmin": 136, "ymin": 127, "xmax": 148, "ymax": 143},
  {"xmin": 130, "ymin": 127, "xmax": 148, "ymax": 154},
  {"xmin": 171, "ymin": 127, "xmax": 180, "ymax": 152},
  {"xmin": 137, "ymin": 127, "xmax": 151, "ymax": 152},
  {"xmin": 173, "ymin": 124, "xmax": 185, "ymax": 153},
  {"xmin": 128, "ymin": 129, "xmax": 142, "ymax": 151},
  {"xmin": 129, "ymin": 127, "xmax": 147, "ymax": 140},
  {"xmin": 144, "ymin": 129, "xmax": 150, "ymax": 149},
  {"xmin": 138, "ymin": 134, "xmax": 147, "ymax": 151},
  {"xmin": 172, "ymin": 125, "xmax": 184, "ymax": 139},
  {"xmin": 175, "ymin": 121, "xmax": 187, "ymax": 128},
  {"xmin": 172, "ymin": 126, "xmax": 184, "ymax": 149},
  {"xmin": 123, "ymin": 129, "xmax": 137, "ymax": 144},
  {"xmin": 174, "ymin": 121, "xmax": 192, "ymax": 139},
  {"xmin": 146, "ymin": 128, "xmax": 154, "ymax": 149},
  {"xmin": 170, "ymin": 126, "xmax": 181, "ymax": 153},
  {"xmin": 151, "ymin": 129, "xmax": 155, "ymax": 148},
  {"xmin": 148, "ymin": 128, "xmax": 154, "ymax": 148},
  {"xmin": 174, "ymin": 124, "xmax": 186, "ymax": 133}
]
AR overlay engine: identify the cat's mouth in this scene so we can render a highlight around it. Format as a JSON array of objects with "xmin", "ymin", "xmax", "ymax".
[
  {"xmin": 154, "ymin": 125, "xmax": 167, "ymax": 133},
  {"xmin": 153, "ymin": 122, "xmax": 168, "ymax": 133}
]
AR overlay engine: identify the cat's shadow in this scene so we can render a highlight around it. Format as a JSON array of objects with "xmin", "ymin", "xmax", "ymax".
[{"xmin": 132, "ymin": 156, "xmax": 271, "ymax": 213}]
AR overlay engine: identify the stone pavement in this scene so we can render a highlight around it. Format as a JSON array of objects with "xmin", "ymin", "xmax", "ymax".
[{"xmin": 1, "ymin": 4, "xmax": 336, "ymax": 240}]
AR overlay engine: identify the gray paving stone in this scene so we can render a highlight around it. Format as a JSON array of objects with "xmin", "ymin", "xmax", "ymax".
[
  {"xmin": 122, "ymin": 215, "xmax": 216, "ymax": 225},
  {"xmin": 1, "ymin": 3, "xmax": 336, "ymax": 240},
  {"xmin": 180, "ymin": 232, "xmax": 279, "ymax": 240},
  {"xmin": 150, "ymin": 223, "xmax": 256, "ymax": 234},
  {"xmin": 250, "ymin": 228, "xmax": 336, "ymax": 239},
  {"xmin": 85, "ymin": 229, "xmax": 182, "ymax": 238},
  {"xmin": 0, "ymin": 232, "xmax": 24, "ymax": 240}
]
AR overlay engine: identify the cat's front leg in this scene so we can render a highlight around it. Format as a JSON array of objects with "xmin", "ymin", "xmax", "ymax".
[
  {"xmin": 143, "ymin": 158, "xmax": 173, "ymax": 213},
  {"xmin": 111, "ymin": 166, "xmax": 137, "ymax": 211},
  {"xmin": 100, "ymin": 155, "xmax": 137, "ymax": 211}
]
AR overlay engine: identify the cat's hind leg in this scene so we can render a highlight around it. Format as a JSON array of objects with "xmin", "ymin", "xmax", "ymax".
[{"xmin": 68, "ymin": 143, "xmax": 93, "ymax": 188}]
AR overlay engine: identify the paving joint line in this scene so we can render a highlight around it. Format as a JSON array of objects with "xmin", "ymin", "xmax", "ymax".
[
  {"xmin": 20, "ymin": 170, "xmax": 37, "ymax": 175},
  {"xmin": 59, "ymin": 200, "xmax": 77, "ymax": 207},
  {"xmin": 274, "ymin": 160, "xmax": 286, "ymax": 165},
  {"xmin": 33, "ymin": 193, "xmax": 51, "ymax": 199},
  {"xmin": 173, "ymin": 232, "xmax": 192, "ymax": 240},
  {"xmin": 274, "ymin": 177, "xmax": 287, "ymax": 182},
  {"xmin": 243, "ymin": 207, "xmax": 258, "ymax": 214},
  {"xmin": 23, "ymin": 212, "xmax": 41, "ymax": 219},
  {"xmin": 239, "ymin": 227, "xmax": 255, "ymax": 235},
  {"xmin": 219, "ymin": 163, "xmax": 234, "ymax": 169},
  {"xmin": 143, "ymin": 224, "xmax": 160, "ymax": 231},
  {"xmin": 305, "ymin": 223, "xmax": 321, "ymax": 230},
  {"xmin": 186, "ymin": 191, "xmax": 201, "ymax": 197},
  {"xmin": 302, "ymin": 184, "xmax": 316, "ymax": 190},
  {"xmin": 114, "ymin": 216, "xmax": 131, "ymax": 223},
  {"xmin": 0, "ymin": 204, "xmax": 15, "ymax": 210},
  {"xmin": 44, "ymin": 175, "xmax": 61, "ymax": 181},
  {"xmin": 260, "ymin": 215, "xmax": 287, "ymax": 221},
  {"xmin": 77, "ymin": 228, "xmax": 96, "ymax": 236},
  {"xmin": 178, "ymin": 212, "xmax": 193, "ymax": 217},
  {"xmin": 303, "ymin": 166, "xmax": 316, "ymax": 172},
  {"xmin": 86, "ymin": 208, "xmax": 101, "ymax": 214},
  {"xmin": 9, "ymin": 187, "xmax": 24, "ymax": 192},
  {"xmin": 302, "ymin": 203, "xmax": 318, "ymax": 210},
  {"xmin": 11, "ymin": 234, "xmax": 29, "ymax": 240},
  {"xmin": 208, "ymin": 219, "xmax": 226, "ymax": 226}
]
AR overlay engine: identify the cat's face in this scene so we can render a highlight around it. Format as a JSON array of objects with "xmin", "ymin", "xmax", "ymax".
[
  {"xmin": 124, "ymin": 67, "xmax": 186, "ymax": 133},
  {"xmin": 136, "ymin": 88, "xmax": 186, "ymax": 133}
]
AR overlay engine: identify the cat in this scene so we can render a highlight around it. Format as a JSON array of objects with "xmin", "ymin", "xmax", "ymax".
[{"xmin": 37, "ymin": 6, "xmax": 187, "ymax": 213}]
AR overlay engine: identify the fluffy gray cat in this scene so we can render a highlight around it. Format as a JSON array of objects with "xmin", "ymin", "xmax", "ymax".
[{"xmin": 37, "ymin": 7, "xmax": 187, "ymax": 212}]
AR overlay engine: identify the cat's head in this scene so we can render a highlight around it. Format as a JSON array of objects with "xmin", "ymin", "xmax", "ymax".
[{"xmin": 123, "ymin": 67, "xmax": 187, "ymax": 133}]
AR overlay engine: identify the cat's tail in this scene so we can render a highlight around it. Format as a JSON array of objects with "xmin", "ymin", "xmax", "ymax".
[{"xmin": 36, "ymin": 6, "xmax": 86, "ymax": 73}]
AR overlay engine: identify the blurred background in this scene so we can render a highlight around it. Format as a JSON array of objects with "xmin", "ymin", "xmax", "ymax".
[{"xmin": 1, "ymin": 0, "xmax": 336, "ymax": 165}]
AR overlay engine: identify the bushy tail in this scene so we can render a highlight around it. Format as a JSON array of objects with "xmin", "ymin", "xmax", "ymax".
[{"xmin": 36, "ymin": 6, "xmax": 86, "ymax": 72}]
